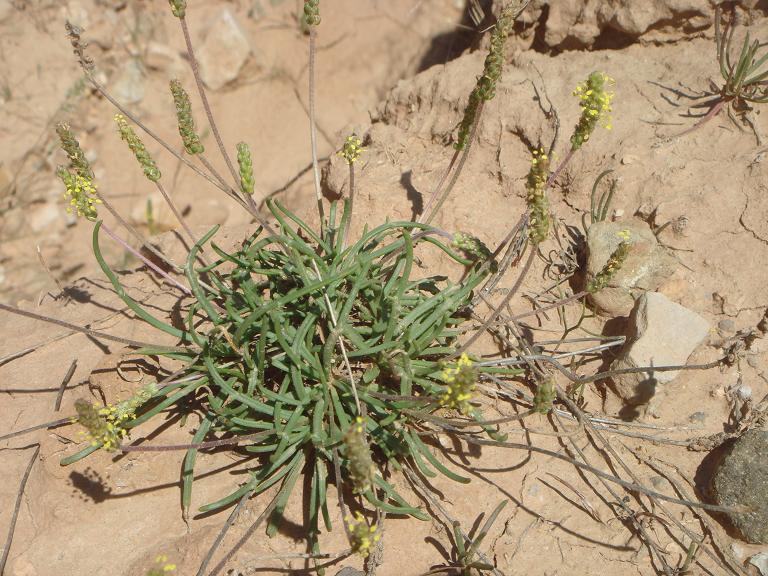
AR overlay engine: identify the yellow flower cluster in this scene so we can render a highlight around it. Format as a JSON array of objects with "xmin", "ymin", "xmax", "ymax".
[
  {"xmin": 526, "ymin": 148, "xmax": 551, "ymax": 245},
  {"xmin": 571, "ymin": 72, "xmax": 615, "ymax": 150},
  {"xmin": 148, "ymin": 555, "xmax": 176, "ymax": 575},
  {"xmin": 346, "ymin": 511, "xmax": 381, "ymax": 558},
  {"xmin": 337, "ymin": 134, "xmax": 365, "ymax": 164},
  {"xmin": 587, "ymin": 230, "xmax": 631, "ymax": 294},
  {"xmin": 439, "ymin": 353, "xmax": 476, "ymax": 415},
  {"xmin": 74, "ymin": 384, "xmax": 157, "ymax": 451},
  {"xmin": 57, "ymin": 167, "xmax": 101, "ymax": 221},
  {"xmin": 343, "ymin": 416, "xmax": 375, "ymax": 494}
]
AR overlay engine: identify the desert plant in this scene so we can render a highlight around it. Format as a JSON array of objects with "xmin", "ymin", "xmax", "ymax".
[
  {"xmin": 677, "ymin": 5, "xmax": 767, "ymax": 137},
  {"xmin": 1, "ymin": 2, "xmax": 742, "ymax": 576},
  {"xmin": 43, "ymin": 1, "xmax": 534, "ymax": 563}
]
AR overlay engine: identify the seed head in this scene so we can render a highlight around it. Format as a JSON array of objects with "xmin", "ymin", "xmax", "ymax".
[
  {"xmin": 115, "ymin": 114, "xmax": 161, "ymax": 182},
  {"xmin": 168, "ymin": 0, "xmax": 186, "ymax": 18},
  {"xmin": 439, "ymin": 353, "xmax": 476, "ymax": 415},
  {"xmin": 56, "ymin": 122, "xmax": 93, "ymax": 181},
  {"xmin": 526, "ymin": 148, "xmax": 551, "ymax": 245},
  {"xmin": 570, "ymin": 72, "xmax": 614, "ymax": 151},
  {"xmin": 148, "ymin": 555, "xmax": 177, "ymax": 575},
  {"xmin": 73, "ymin": 384, "xmax": 156, "ymax": 452},
  {"xmin": 343, "ymin": 416, "xmax": 375, "ymax": 494},
  {"xmin": 236, "ymin": 142, "xmax": 255, "ymax": 195},
  {"xmin": 64, "ymin": 21, "xmax": 95, "ymax": 73},
  {"xmin": 455, "ymin": 2, "xmax": 517, "ymax": 150},
  {"xmin": 346, "ymin": 512, "xmax": 381, "ymax": 558},
  {"xmin": 452, "ymin": 232, "xmax": 492, "ymax": 261},
  {"xmin": 587, "ymin": 230, "xmax": 631, "ymax": 293},
  {"xmin": 337, "ymin": 134, "xmax": 365, "ymax": 165},
  {"xmin": 533, "ymin": 375, "xmax": 556, "ymax": 414},
  {"xmin": 170, "ymin": 80, "xmax": 204, "ymax": 155},
  {"xmin": 303, "ymin": 0, "xmax": 321, "ymax": 27},
  {"xmin": 57, "ymin": 167, "xmax": 100, "ymax": 221}
]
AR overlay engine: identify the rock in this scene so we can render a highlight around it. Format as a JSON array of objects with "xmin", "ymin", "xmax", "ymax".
[
  {"xmin": 144, "ymin": 42, "xmax": 184, "ymax": 78},
  {"xmin": 749, "ymin": 552, "xmax": 768, "ymax": 576},
  {"xmin": 711, "ymin": 429, "xmax": 768, "ymax": 544},
  {"xmin": 610, "ymin": 292, "xmax": 710, "ymax": 404},
  {"xmin": 586, "ymin": 219, "xmax": 677, "ymax": 317},
  {"xmin": 718, "ymin": 318, "xmax": 736, "ymax": 335},
  {"xmin": 335, "ymin": 569, "xmax": 365, "ymax": 576},
  {"xmin": 688, "ymin": 411, "xmax": 707, "ymax": 423},
  {"xmin": 112, "ymin": 59, "xmax": 145, "ymax": 105},
  {"xmin": 497, "ymin": 0, "xmax": 719, "ymax": 49},
  {"xmin": 0, "ymin": 0, "xmax": 13, "ymax": 23},
  {"xmin": 198, "ymin": 9, "xmax": 252, "ymax": 90}
]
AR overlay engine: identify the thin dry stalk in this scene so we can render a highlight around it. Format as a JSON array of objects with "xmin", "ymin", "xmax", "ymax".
[{"xmin": 0, "ymin": 445, "xmax": 40, "ymax": 575}]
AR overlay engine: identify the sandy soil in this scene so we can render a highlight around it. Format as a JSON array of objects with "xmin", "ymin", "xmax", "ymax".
[{"xmin": 1, "ymin": 1, "xmax": 768, "ymax": 575}]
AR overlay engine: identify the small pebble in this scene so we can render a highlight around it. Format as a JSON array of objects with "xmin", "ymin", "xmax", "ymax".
[
  {"xmin": 718, "ymin": 319, "xmax": 735, "ymax": 334},
  {"xmin": 688, "ymin": 411, "xmax": 707, "ymax": 423}
]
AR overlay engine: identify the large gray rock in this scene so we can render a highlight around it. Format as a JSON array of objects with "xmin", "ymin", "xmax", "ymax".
[
  {"xmin": 586, "ymin": 219, "xmax": 677, "ymax": 317},
  {"xmin": 711, "ymin": 429, "xmax": 768, "ymax": 544},
  {"xmin": 610, "ymin": 292, "xmax": 709, "ymax": 404},
  {"xmin": 198, "ymin": 9, "xmax": 252, "ymax": 90}
]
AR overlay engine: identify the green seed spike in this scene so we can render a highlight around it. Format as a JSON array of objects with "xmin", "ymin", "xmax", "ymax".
[
  {"xmin": 533, "ymin": 375, "xmax": 556, "ymax": 414},
  {"xmin": 526, "ymin": 148, "xmax": 551, "ymax": 245},
  {"xmin": 170, "ymin": 79, "xmax": 205, "ymax": 155},
  {"xmin": 56, "ymin": 122, "xmax": 93, "ymax": 180},
  {"xmin": 570, "ymin": 71, "xmax": 615, "ymax": 151},
  {"xmin": 303, "ymin": 0, "xmax": 320, "ymax": 27},
  {"xmin": 168, "ymin": 0, "xmax": 186, "ymax": 18},
  {"xmin": 115, "ymin": 114, "xmax": 161, "ymax": 182},
  {"xmin": 236, "ymin": 142, "xmax": 255, "ymax": 195},
  {"xmin": 452, "ymin": 232, "xmax": 491, "ymax": 261},
  {"xmin": 343, "ymin": 416, "xmax": 375, "ymax": 494},
  {"xmin": 587, "ymin": 230, "xmax": 631, "ymax": 293},
  {"xmin": 455, "ymin": 2, "xmax": 517, "ymax": 150}
]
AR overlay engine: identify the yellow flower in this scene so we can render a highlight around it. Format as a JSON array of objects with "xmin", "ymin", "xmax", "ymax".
[
  {"xmin": 346, "ymin": 512, "xmax": 381, "ymax": 558},
  {"xmin": 439, "ymin": 354, "xmax": 476, "ymax": 415},
  {"xmin": 337, "ymin": 134, "xmax": 365, "ymax": 164},
  {"xmin": 57, "ymin": 167, "xmax": 101, "ymax": 221},
  {"xmin": 570, "ymin": 72, "xmax": 615, "ymax": 150}
]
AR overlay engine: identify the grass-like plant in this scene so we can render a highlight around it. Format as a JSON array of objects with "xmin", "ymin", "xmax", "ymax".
[{"xmin": 677, "ymin": 5, "xmax": 767, "ymax": 137}]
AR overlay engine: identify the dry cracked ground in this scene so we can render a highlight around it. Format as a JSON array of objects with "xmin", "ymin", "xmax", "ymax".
[{"xmin": 1, "ymin": 0, "xmax": 768, "ymax": 575}]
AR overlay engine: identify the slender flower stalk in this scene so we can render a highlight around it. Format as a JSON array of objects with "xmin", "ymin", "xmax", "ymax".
[
  {"xmin": 420, "ymin": 1, "xmax": 526, "ymax": 225},
  {"xmin": 304, "ymin": 0, "xmax": 325, "ymax": 234}
]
